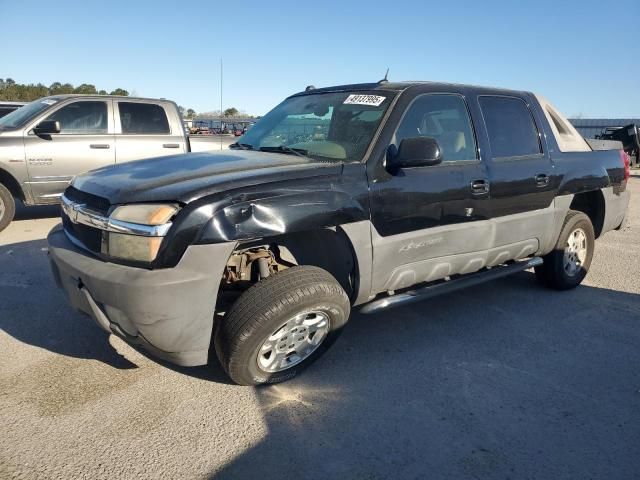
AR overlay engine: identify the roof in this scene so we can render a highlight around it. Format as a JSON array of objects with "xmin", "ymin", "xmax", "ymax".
[
  {"xmin": 290, "ymin": 81, "xmax": 531, "ymax": 97},
  {"xmin": 40, "ymin": 94, "xmax": 173, "ymax": 103},
  {"xmin": 0, "ymin": 101, "xmax": 27, "ymax": 106}
]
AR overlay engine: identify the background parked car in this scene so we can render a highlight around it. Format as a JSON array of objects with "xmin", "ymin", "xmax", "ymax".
[{"xmin": 0, "ymin": 95, "xmax": 189, "ymax": 232}]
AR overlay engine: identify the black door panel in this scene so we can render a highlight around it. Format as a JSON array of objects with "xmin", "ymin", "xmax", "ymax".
[
  {"xmin": 370, "ymin": 162, "xmax": 488, "ymax": 236},
  {"xmin": 488, "ymin": 158, "xmax": 557, "ymax": 216}
]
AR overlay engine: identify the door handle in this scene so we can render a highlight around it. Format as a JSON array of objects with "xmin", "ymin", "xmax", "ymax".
[
  {"xmin": 90, "ymin": 144, "xmax": 110, "ymax": 149},
  {"xmin": 470, "ymin": 179, "xmax": 490, "ymax": 195},
  {"xmin": 535, "ymin": 174, "xmax": 550, "ymax": 187},
  {"xmin": 163, "ymin": 143, "xmax": 180, "ymax": 148}
]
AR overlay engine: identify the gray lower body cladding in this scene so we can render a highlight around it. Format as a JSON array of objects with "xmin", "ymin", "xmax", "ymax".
[
  {"xmin": 363, "ymin": 201, "xmax": 567, "ymax": 296},
  {"xmin": 601, "ymin": 187, "xmax": 630, "ymax": 233},
  {"xmin": 47, "ymin": 225, "xmax": 236, "ymax": 366},
  {"xmin": 348, "ymin": 190, "xmax": 629, "ymax": 299}
]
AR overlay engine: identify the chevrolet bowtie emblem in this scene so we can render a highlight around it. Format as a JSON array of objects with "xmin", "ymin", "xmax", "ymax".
[{"xmin": 62, "ymin": 198, "xmax": 86, "ymax": 224}]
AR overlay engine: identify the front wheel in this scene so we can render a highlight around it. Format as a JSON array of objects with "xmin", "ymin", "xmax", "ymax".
[
  {"xmin": 0, "ymin": 183, "xmax": 16, "ymax": 233},
  {"xmin": 214, "ymin": 265, "xmax": 351, "ymax": 386},
  {"xmin": 535, "ymin": 210, "xmax": 595, "ymax": 290}
]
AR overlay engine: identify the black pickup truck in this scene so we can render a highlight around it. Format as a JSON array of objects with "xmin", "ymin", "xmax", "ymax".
[{"xmin": 48, "ymin": 81, "xmax": 631, "ymax": 385}]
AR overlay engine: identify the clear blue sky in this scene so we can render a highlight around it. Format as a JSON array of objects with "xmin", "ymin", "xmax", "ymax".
[{"xmin": 2, "ymin": 0, "xmax": 638, "ymax": 117}]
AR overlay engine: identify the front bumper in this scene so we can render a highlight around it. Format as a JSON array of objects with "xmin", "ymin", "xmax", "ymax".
[{"xmin": 48, "ymin": 225, "xmax": 236, "ymax": 366}]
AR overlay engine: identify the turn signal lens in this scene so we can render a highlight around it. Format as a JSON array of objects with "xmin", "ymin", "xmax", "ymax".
[{"xmin": 110, "ymin": 204, "xmax": 179, "ymax": 225}]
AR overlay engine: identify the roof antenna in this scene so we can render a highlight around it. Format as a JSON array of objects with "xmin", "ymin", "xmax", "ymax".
[{"xmin": 378, "ymin": 68, "xmax": 389, "ymax": 84}]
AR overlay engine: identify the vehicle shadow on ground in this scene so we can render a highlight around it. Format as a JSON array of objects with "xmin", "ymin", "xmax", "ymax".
[
  {"xmin": 0, "ymin": 238, "xmax": 136, "ymax": 369},
  {"xmin": 125, "ymin": 340, "xmax": 234, "ymax": 385},
  {"xmin": 13, "ymin": 199, "xmax": 60, "ymax": 220},
  {"xmin": 211, "ymin": 272, "xmax": 640, "ymax": 479}
]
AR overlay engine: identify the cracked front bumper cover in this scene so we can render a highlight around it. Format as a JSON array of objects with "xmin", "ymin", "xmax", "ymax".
[{"xmin": 47, "ymin": 225, "xmax": 236, "ymax": 367}]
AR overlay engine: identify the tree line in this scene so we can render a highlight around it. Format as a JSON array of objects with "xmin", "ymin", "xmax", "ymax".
[
  {"xmin": 0, "ymin": 78, "xmax": 130, "ymax": 102},
  {"xmin": 0, "ymin": 79, "xmax": 251, "ymax": 120}
]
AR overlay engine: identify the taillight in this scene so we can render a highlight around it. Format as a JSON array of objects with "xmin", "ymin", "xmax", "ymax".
[{"xmin": 620, "ymin": 150, "xmax": 630, "ymax": 181}]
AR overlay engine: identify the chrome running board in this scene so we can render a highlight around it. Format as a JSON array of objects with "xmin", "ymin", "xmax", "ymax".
[{"xmin": 360, "ymin": 256, "xmax": 543, "ymax": 314}]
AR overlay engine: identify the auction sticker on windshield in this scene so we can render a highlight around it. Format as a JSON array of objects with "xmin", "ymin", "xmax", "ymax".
[{"xmin": 343, "ymin": 94, "xmax": 386, "ymax": 106}]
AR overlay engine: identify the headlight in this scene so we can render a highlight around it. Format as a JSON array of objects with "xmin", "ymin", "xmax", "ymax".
[
  {"xmin": 106, "ymin": 204, "xmax": 179, "ymax": 262},
  {"xmin": 110, "ymin": 204, "xmax": 179, "ymax": 225}
]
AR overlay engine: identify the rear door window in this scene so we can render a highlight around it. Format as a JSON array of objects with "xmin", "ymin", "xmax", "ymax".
[
  {"xmin": 45, "ymin": 101, "xmax": 108, "ymax": 134},
  {"xmin": 118, "ymin": 102, "xmax": 170, "ymax": 134},
  {"xmin": 479, "ymin": 96, "xmax": 541, "ymax": 158}
]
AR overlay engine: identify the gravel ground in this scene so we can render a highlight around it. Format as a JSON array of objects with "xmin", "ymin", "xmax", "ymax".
[{"xmin": 1, "ymin": 179, "xmax": 639, "ymax": 480}]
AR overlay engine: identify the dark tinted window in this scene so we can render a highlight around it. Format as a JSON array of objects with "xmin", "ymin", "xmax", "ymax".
[
  {"xmin": 394, "ymin": 94, "xmax": 477, "ymax": 161},
  {"xmin": 119, "ymin": 102, "xmax": 170, "ymax": 134},
  {"xmin": 479, "ymin": 96, "xmax": 541, "ymax": 158},
  {"xmin": 45, "ymin": 101, "xmax": 108, "ymax": 134}
]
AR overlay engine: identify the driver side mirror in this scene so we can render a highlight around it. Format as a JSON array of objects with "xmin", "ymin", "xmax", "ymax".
[
  {"xmin": 388, "ymin": 136, "xmax": 443, "ymax": 170},
  {"xmin": 33, "ymin": 120, "xmax": 61, "ymax": 135}
]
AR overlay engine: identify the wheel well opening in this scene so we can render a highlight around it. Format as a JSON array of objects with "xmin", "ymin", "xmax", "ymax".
[
  {"xmin": 0, "ymin": 169, "xmax": 24, "ymax": 201},
  {"xmin": 570, "ymin": 190, "xmax": 605, "ymax": 238},
  {"xmin": 219, "ymin": 228, "xmax": 358, "ymax": 309}
]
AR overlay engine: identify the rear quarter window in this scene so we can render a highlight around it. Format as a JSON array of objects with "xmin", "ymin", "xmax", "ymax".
[{"xmin": 479, "ymin": 96, "xmax": 541, "ymax": 159}]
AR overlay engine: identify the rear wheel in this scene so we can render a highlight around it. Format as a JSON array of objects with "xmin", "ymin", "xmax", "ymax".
[
  {"xmin": 535, "ymin": 210, "xmax": 595, "ymax": 290},
  {"xmin": 0, "ymin": 183, "xmax": 16, "ymax": 233},
  {"xmin": 215, "ymin": 265, "xmax": 351, "ymax": 386}
]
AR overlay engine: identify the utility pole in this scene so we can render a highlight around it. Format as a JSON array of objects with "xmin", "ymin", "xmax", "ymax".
[{"xmin": 220, "ymin": 58, "xmax": 223, "ymax": 151}]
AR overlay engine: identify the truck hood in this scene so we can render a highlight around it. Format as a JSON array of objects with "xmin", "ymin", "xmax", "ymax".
[{"xmin": 72, "ymin": 150, "xmax": 343, "ymax": 205}]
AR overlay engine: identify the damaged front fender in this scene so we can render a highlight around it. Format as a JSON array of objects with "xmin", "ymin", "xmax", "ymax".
[{"xmin": 201, "ymin": 190, "xmax": 367, "ymax": 242}]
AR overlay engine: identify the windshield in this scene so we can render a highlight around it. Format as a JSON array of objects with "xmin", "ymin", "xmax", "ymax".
[
  {"xmin": 235, "ymin": 91, "xmax": 394, "ymax": 162},
  {"xmin": 0, "ymin": 98, "xmax": 57, "ymax": 130}
]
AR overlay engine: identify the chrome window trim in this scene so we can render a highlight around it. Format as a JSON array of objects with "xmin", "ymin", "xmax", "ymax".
[{"xmin": 61, "ymin": 194, "xmax": 172, "ymax": 237}]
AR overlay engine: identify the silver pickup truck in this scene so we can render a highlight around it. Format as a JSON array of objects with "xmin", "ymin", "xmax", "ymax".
[{"xmin": 0, "ymin": 95, "xmax": 198, "ymax": 232}]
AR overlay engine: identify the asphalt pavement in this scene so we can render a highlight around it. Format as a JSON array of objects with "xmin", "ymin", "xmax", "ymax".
[{"xmin": 1, "ymin": 179, "xmax": 639, "ymax": 480}]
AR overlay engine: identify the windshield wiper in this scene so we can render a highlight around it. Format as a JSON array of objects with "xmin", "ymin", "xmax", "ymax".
[
  {"xmin": 259, "ymin": 145, "xmax": 309, "ymax": 158},
  {"xmin": 229, "ymin": 142, "xmax": 254, "ymax": 150}
]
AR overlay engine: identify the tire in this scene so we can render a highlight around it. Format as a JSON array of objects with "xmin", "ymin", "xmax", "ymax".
[
  {"xmin": 535, "ymin": 210, "xmax": 595, "ymax": 290},
  {"xmin": 214, "ymin": 265, "xmax": 351, "ymax": 386},
  {"xmin": 0, "ymin": 183, "xmax": 16, "ymax": 233}
]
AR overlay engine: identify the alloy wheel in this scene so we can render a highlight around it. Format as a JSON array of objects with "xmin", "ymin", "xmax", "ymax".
[
  {"xmin": 563, "ymin": 227, "xmax": 588, "ymax": 277},
  {"xmin": 257, "ymin": 311, "xmax": 331, "ymax": 373}
]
